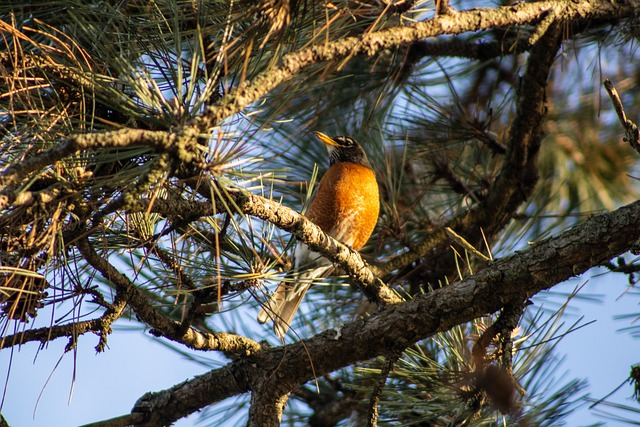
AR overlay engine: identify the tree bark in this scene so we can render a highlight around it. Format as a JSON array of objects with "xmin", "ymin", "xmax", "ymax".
[{"xmin": 127, "ymin": 198, "xmax": 640, "ymax": 425}]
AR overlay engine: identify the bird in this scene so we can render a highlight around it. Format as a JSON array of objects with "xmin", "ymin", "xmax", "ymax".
[{"xmin": 257, "ymin": 131, "xmax": 380, "ymax": 338}]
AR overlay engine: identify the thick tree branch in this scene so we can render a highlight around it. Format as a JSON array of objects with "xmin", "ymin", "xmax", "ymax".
[
  {"xmin": 4, "ymin": 1, "xmax": 633, "ymax": 195},
  {"xmin": 116, "ymin": 365, "xmax": 246, "ymax": 427},
  {"xmin": 195, "ymin": 0, "xmax": 638, "ymax": 132},
  {"xmin": 119, "ymin": 199, "xmax": 640, "ymax": 426}
]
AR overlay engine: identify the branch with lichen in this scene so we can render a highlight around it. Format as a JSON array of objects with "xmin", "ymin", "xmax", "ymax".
[
  {"xmin": 3, "ymin": 0, "xmax": 632, "ymax": 194},
  {"xmin": 94, "ymin": 197, "xmax": 640, "ymax": 427},
  {"xmin": 126, "ymin": 187, "xmax": 400, "ymax": 306},
  {"xmin": 195, "ymin": 0, "xmax": 636, "ymax": 132},
  {"xmin": 74, "ymin": 236, "xmax": 263, "ymax": 356}
]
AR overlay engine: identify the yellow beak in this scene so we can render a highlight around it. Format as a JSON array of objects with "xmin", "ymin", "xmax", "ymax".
[{"xmin": 314, "ymin": 131, "xmax": 339, "ymax": 147}]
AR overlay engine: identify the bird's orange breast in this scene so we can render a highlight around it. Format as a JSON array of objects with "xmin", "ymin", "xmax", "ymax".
[{"xmin": 306, "ymin": 162, "xmax": 379, "ymax": 250}]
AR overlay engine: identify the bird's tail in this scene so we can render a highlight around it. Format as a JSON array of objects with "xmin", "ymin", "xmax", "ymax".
[
  {"xmin": 257, "ymin": 266, "xmax": 332, "ymax": 338},
  {"xmin": 257, "ymin": 281, "xmax": 311, "ymax": 339}
]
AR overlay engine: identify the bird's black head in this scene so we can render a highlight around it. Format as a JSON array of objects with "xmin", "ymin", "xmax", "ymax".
[{"xmin": 314, "ymin": 131, "xmax": 372, "ymax": 168}]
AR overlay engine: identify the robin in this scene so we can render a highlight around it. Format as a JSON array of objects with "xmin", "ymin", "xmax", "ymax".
[{"xmin": 257, "ymin": 131, "xmax": 380, "ymax": 338}]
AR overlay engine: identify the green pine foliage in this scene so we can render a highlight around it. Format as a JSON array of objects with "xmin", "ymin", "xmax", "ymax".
[{"xmin": 2, "ymin": 0, "xmax": 640, "ymax": 426}]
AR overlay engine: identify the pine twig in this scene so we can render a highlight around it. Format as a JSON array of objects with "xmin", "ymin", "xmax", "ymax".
[
  {"xmin": 78, "ymin": 412, "xmax": 146, "ymax": 427},
  {"xmin": 367, "ymin": 355, "xmax": 396, "ymax": 427},
  {"xmin": 75, "ymin": 236, "xmax": 263, "ymax": 355},
  {"xmin": 604, "ymin": 78, "xmax": 640, "ymax": 154}
]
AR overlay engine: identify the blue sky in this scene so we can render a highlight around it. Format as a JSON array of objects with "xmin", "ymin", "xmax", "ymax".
[{"xmin": 554, "ymin": 274, "xmax": 639, "ymax": 426}]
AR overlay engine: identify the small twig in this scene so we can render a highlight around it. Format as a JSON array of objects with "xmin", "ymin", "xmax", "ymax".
[
  {"xmin": 0, "ymin": 290, "xmax": 127, "ymax": 352},
  {"xmin": 79, "ymin": 412, "xmax": 146, "ymax": 427},
  {"xmin": 367, "ymin": 352, "xmax": 400, "ymax": 427},
  {"xmin": 384, "ymin": 0, "xmax": 415, "ymax": 15},
  {"xmin": 149, "ymin": 244, "xmax": 196, "ymax": 287},
  {"xmin": 528, "ymin": 9, "xmax": 556, "ymax": 46},
  {"xmin": 469, "ymin": 304, "xmax": 527, "ymax": 413},
  {"xmin": 95, "ymin": 292, "xmax": 129, "ymax": 352},
  {"xmin": 496, "ymin": 305, "xmax": 526, "ymax": 390},
  {"xmin": 631, "ymin": 364, "xmax": 640, "ymax": 401},
  {"xmin": 435, "ymin": 0, "xmax": 455, "ymax": 16},
  {"xmin": 604, "ymin": 78, "xmax": 640, "ymax": 154},
  {"xmin": 432, "ymin": 160, "xmax": 483, "ymax": 203},
  {"xmin": 445, "ymin": 227, "xmax": 491, "ymax": 262},
  {"xmin": 177, "ymin": 279, "xmax": 251, "ymax": 333},
  {"xmin": 603, "ymin": 257, "xmax": 640, "ymax": 286}
]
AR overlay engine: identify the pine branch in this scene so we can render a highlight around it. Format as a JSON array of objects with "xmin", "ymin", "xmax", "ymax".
[
  {"xmin": 232, "ymin": 190, "xmax": 402, "ymax": 307},
  {"xmin": 74, "ymin": 236, "xmax": 263, "ymax": 356},
  {"xmin": 0, "ymin": 294, "xmax": 126, "ymax": 352},
  {"xmin": 0, "ymin": 129, "xmax": 180, "ymax": 189},
  {"xmin": 196, "ymin": 0, "xmax": 637, "ymax": 132},
  {"xmin": 107, "ymin": 198, "xmax": 640, "ymax": 426},
  {"xmin": 2, "ymin": 1, "xmax": 634, "ymax": 192},
  {"xmin": 375, "ymin": 19, "xmax": 564, "ymax": 280},
  {"xmin": 1, "ymin": 0, "xmax": 621, "ymax": 200}
]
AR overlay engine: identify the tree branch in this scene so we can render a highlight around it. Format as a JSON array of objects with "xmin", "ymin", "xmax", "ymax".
[
  {"xmin": 375, "ymin": 20, "xmax": 564, "ymax": 279},
  {"xmin": 231, "ymin": 190, "xmax": 402, "ymax": 306},
  {"xmin": 247, "ymin": 390, "xmax": 290, "ymax": 427},
  {"xmin": 115, "ymin": 198, "xmax": 640, "ymax": 426},
  {"xmin": 75, "ymin": 237, "xmax": 263, "ymax": 356},
  {"xmin": 0, "ymin": 129, "xmax": 178, "ymax": 189},
  {"xmin": 0, "ymin": 294, "xmax": 126, "ymax": 351},
  {"xmin": 604, "ymin": 78, "xmax": 640, "ymax": 153},
  {"xmin": 195, "ymin": 0, "xmax": 637, "ymax": 132},
  {"xmin": 132, "ymin": 176, "xmax": 401, "ymax": 307}
]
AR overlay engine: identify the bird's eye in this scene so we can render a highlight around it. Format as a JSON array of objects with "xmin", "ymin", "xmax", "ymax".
[{"xmin": 337, "ymin": 136, "xmax": 354, "ymax": 147}]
